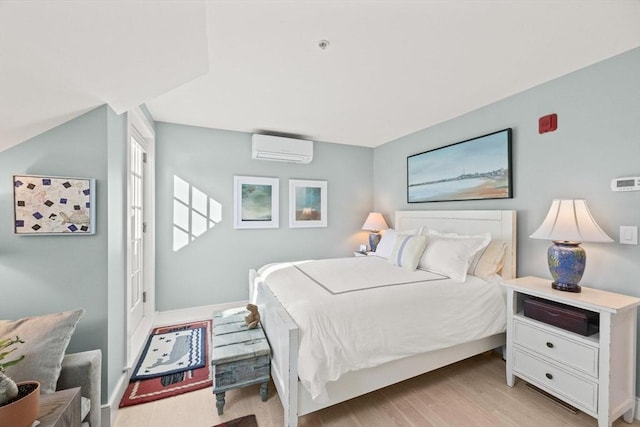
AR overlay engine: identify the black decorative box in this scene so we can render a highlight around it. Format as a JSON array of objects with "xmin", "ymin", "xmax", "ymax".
[{"xmin": 523, "ymin": 296, "xmax": 599, "ymax": 336}]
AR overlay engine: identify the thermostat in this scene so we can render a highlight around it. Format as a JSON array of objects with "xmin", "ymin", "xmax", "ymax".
[{"xmin": 611, "ymin": 176, "xmax": 640, "ymax": 192}]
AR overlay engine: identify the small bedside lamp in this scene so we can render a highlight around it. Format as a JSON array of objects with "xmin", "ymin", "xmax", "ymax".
[
  {"xmin": 361, "ymin": 212, "xmax": 388, "ymax": 252},
  {"xmin": 530, "ymin": 199, "xmax": 613, "ymax": 293}
]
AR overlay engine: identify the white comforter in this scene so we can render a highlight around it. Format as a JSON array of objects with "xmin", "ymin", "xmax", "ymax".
[{"xmin": 257, "ymin": 256, "xmax": 507, "ymax": 401}]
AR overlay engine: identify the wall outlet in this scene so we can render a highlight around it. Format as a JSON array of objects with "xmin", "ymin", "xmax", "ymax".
[{"xmin": 619, "ymin": 226, "xmax": 638, "ymax": 245}]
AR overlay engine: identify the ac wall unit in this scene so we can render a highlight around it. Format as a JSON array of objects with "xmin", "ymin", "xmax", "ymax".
[{"xmin": 252, "ymin": 134, "xmax": 313, "ymax": 164}]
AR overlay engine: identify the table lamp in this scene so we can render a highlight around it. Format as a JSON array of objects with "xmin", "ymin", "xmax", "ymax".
[
  {"xmin": 361, "ymin": 212, "xmax": 388, "ymax": 252},
  {"xmin": 530, "ymin": 199, "xmax": 613, "ymax": 292}
]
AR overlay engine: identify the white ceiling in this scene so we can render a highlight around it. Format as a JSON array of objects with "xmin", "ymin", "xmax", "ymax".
[{"xmin": 1, "ymin": 1, "xmax": 639, "ymax": 153}]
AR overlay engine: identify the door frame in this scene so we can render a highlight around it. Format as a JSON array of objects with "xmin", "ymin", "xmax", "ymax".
[{"xmin": 125, "ymin": 106, "xmax": 156, "ymax": 367}]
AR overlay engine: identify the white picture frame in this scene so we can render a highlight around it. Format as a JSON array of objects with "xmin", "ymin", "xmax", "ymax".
[
  {"xmin": 13, "ymin": 174, "xmax": 96, "ymax": 235},
  {"xmin": 233, "ymin": 176, "xmax": 279, "ymax": 229},
  {"xmin": 289, "ymin": 179, "xmax": 327, "ymax": 228}
]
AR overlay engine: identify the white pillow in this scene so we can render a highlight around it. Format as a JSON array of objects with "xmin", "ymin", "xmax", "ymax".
[
  {"xmin": 388, "ymin": 234, "xmax": 428, "ymax": 271},
  {"xmin": 0, "ymin": 309, "xmax": 85, "ymax": 394},
  {"xmin": 373, "ymin": 228, "xmax": 419, "ymax": 259},
  {"xmin": 418, "ymin": 231, "xmax": 491, "ymax": 282},
  {"xmin": 373, "ymin": 229, "xmax": 398, "ymax": 258}
]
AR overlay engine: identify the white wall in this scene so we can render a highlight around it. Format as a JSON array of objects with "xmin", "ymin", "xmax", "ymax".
[
  {"xmin": 2, "ymin": 46, "xmax": 637, "ymax": 407},
  {"xmin": 373, "ymin": 47, "xmax": 640, "ymax": 391},
  {"xmin": 154, "ymin": 123, "xmax": 374, "ymax": 310},
  {"xmin": 0, "ymin": 105, "xmax": 128, "ymax": 402}
]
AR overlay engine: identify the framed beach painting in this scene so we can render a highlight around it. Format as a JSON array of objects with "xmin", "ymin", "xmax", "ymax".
[
  {"xmin": 407, "ymin": 128, "xmax": 513, "ymax": 203},
  {"xmin": 13, "ymin": 174, "xmax": 96, "ymax": 235},
  {"xmin": 233, "ymin": 176, "xmax": 279, "ymax": 229},
  {"xmin": 289, "ymin": 179, "xmax": 327, "ymax": 228}
]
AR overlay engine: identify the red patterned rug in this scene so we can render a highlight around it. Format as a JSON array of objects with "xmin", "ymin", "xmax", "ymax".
[
  {"xmin": 119, "ymin": 319, "xmax": 212, "ymax": 407},
  {"xmin": 213, "ymin": 414, "xmax": 258, "ymax": 427}
]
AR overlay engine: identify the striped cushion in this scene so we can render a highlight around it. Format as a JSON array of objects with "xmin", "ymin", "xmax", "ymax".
[
  {"xmin": 388, "ymin": 234, "xmax": 428, "ymax": 271},
  {"xmin": 467, "ymin": 240, "xmax": 507, "ymax": 280}
]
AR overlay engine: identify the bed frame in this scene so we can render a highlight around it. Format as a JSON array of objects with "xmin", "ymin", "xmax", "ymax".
[{"xmin": 250, "ymin": 210, "xmax": 516, "ymax": 427}]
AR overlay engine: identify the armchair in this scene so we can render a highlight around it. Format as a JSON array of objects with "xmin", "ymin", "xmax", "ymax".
[
  {"xmin": 57, "ymin": 350, "xmax": 101, "ymax": 427},
  {"xmin": 0, "ymin": 309, "xmax": 101, "ymax": 426}
]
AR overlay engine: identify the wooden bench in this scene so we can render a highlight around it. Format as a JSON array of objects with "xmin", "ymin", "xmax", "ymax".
[{"xmin": 212, "ymin": 308, "xmax": 270, "ymax": 415}]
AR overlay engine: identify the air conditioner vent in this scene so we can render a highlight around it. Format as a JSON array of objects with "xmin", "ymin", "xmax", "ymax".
[{"xmin": 252, "ymin": 134, "xmax": 313, "ymax": 164}]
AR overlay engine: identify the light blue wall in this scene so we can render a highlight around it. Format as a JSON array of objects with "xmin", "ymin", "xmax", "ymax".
[
  {"xmin": 154, "ymin": 123, "xmax": 374, "ymax": 310},
  {"xmin": 0, "ymin": 105, "xmax": 128, "ymax": 403},
  {"xmin": 2, "ymin": 47, "xmax": 638, "ymax": 404},
  {"xmin": 373, "ymin": 47, "xmax": 640, "ymax": 391},
  {"xmin": 106, "ymin": 107, "xmax": 128, "ymax": 399}
]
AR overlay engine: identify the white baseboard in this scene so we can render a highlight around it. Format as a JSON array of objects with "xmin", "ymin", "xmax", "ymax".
[
  {"xmin": 101, "ymin": 405, "xmax": 111, "ymax": 427},
  {"xmin": 126, "ymin": 314, "xmax": 156, "ymax": 370},
  {"xmin": 154, "ymin": 300, "xmax": 248, "ymax": 326},
  {"xmin": 103, "ymin": 370, "xmax": 130, "ymax": 427},
  {"xmin": 104, "ymin": 301, "xmax": 248, "ymax": 425}
]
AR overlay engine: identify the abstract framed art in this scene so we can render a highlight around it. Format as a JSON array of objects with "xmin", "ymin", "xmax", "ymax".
[
  {"xmin": 13, "ymin": 174, "xmax": 96, "ymax": 235},
  {"xmin": 233, "ymin": 176, "xmax": 279, "ymax": 229},
  {"xmin": 407, "ymin": 128, "xmax": 513, "ymax": 203},
  {"xmin": 289, "ymin": 179, "xmax": 327, "ymax": 228}
]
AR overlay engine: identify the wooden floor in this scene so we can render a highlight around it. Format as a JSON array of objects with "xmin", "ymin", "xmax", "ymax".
[{"xmin": 114, "ymin": 351, "xmax": 639, "ymax": 427}]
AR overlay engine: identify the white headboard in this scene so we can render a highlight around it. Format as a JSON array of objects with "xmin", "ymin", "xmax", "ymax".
[{"xmin": 394, "ymin": 210, "xmax": 517, "ymax": 280}]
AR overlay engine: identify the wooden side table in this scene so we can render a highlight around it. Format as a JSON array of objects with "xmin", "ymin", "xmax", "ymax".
[
  {"xmin": 38, "ymin": 387, "xmax": 81, "ymax": 427},
  {"xmin": 212, "ymin": 308, "xmax": 270, "ymax": 415},
  {"xmin": 503, "ymin": 276, "xmax": 640, "ymax": 427}
]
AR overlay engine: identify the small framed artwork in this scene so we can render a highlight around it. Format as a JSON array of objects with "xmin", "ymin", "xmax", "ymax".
[
  {"xmin": 407, "ymin": 128, "xmax": 513, "ymax": 203},
  {"xmin": 13, "ymin": 174, "xmax": 96, "ymax": 235},
  {"xmin": 233, "ymin": 176, "xmax": 279, "ymax": 229},
  {"xmin": 289, "ymin": 179, "xmax": 327, "ymax": 228}
]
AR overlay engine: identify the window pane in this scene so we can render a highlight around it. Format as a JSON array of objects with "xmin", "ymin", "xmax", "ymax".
[
  {"xmin": 193, "ymin": 187, "xmax": 207, "ymax": 214},
  {"xmin": 174, "ymin": 176, "xmax": 189, "ymax": 204},
  {"xmin": 173, "ymin": 200, "xmax": 189, "ymax": 231},
  {"xmin": 173, "ymin": 226, "xmax": 189, "ymax": 251},
  {"xmin": 192, "ymin": 211, "xmax": 207, "ymax": 237}
]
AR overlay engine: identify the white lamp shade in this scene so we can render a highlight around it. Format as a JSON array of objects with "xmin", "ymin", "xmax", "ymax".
[
  {"xmin": 530, "ymin": 199, "xmax": 613, "ymax": 243},
  {"xmin": 361, "ymin": 212, "xmax": 388, "ymax": 232}
]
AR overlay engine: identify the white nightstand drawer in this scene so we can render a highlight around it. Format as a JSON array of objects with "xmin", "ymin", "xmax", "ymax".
[
  {"xmin": 504, "ymin": 277, "xmax": 640, "ymax": 427},
  {"xmin": 513, "ymin": 318, "xmax": 598, "ymax": 377},
  {"xmin": 513, "ymin": 348, "xmax": 598, "ymax": 413}
]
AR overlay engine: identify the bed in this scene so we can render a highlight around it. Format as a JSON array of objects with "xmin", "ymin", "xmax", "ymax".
[{"xmin": 249, "ymin": 210, "xmax": 517, "ymax": 427}]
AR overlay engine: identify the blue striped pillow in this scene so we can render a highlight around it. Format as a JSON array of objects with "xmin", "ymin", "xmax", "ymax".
[{"xmin": 388, "ymin": 234, "xmax": 428, "ymax": 271}]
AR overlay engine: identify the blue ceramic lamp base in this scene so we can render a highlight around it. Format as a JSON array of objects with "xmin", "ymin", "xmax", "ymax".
[
  {"xmin": 548, "ymin": 241, "xmax": 585, "ymax": 293},
  {"xmin": 368, "ymin": 232, "xmax": 382, "ymax": 252},
  {"xmin": 552, "ymin": 282, "xmax": 582, "ymax": 293}
]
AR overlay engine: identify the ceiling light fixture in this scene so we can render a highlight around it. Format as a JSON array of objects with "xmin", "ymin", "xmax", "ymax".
[{"xmin": 318, "ymin": 40, "xmax": 329, "ymax": 50}]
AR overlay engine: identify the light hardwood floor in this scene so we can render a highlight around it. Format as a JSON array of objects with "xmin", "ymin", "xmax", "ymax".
[{"xmin": 114, "ymin": 351, "xmax": 640, "ymax": 427}]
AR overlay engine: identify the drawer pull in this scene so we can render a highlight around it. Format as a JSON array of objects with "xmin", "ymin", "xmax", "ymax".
[
  {"xmin": 545, "ymin": 373, "xmax": 553, "ymax": 380},
  {"xmin": 545, "ymin": 311, "xmax": 560, "ymax": 317},
  {"xmin": 546, "ymin": 342, "xmax": 554, "ymax": 348}
]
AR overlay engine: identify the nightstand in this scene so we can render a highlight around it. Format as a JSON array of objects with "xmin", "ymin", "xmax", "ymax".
[
  {"xmin": 212, "ymin": 308, "xmax": 270, "ymax": 415},
  {"xmin": 353, "ymin": 251, "xmax": 374, "ymax": 257},
  {"xmin": 503, "ymin": 276, "xmax": 640, "ymax": 427}
]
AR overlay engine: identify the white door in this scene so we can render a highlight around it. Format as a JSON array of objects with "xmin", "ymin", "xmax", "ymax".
[
  {"xmin": 126, "ymin": 107, "xmax": 155, "ymax": 366},
  {"xmin": 128, "ymin": 135, "xmax": 145, "ymax": 332}
]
